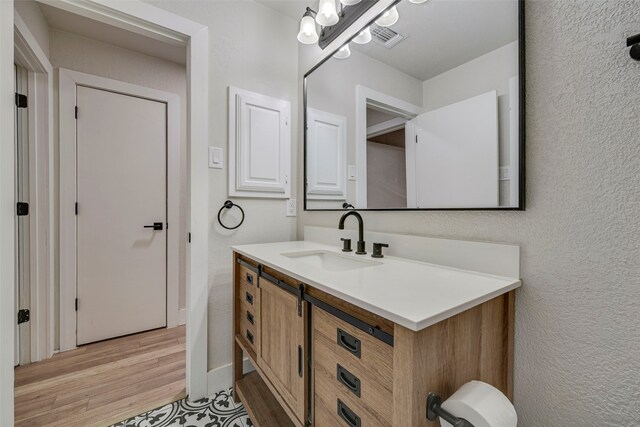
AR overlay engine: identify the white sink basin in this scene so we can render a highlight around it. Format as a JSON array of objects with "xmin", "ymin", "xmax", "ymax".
[{"xmin": 282, "ymin": 250, "xmax": 382, "ymax": 272}]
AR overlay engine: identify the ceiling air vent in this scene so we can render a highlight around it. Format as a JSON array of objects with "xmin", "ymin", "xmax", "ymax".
[{"xmin": 371, "ymin": 25, "xmax": 406, "ymax": 48}]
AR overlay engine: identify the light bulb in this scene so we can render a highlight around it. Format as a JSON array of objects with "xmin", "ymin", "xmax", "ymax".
[
  {"xmin": 409, "ymin": 0, "xmax": 429, "ymax": 3},
  {"xmin": 333, "ymin": 44, "xmax": 351, "ymax": 59},
  {"xmin": 352, "ymin": 26, "xmax": 372, "ymax": 44},
  {"xmin": 375, "ymin": 6, "xmax": 399, "ymax": 27},
  {"xmin": 297, "ymin": 14, "xmax": 319, "ymax": 44},
  {"xmin": 316, "ymin": 0, "xmax": 339, "ymax": 26},
  {"xmin": 340, "ymin": 0, "xmax": 361, "ymax": 5}
]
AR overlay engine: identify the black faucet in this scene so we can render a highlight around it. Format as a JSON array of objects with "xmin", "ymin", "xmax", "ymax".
[{"xmin": 338, "ymin": 211, "xmax": 366, "ymax": 255}]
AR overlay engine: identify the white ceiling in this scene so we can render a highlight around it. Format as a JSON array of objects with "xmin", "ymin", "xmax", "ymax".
[
  {"xmin": 256, "ymin": 0, "xmax": 310, "ymax": 21},
  {"xmin": 38, "ymin": 2, "xmax": 186, "ymax": 65},
  {"xmin": 351, "ymin": 0, "xmax": 518, "ymax": 81}
]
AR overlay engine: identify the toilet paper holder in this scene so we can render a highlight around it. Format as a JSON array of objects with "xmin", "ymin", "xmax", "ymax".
[{"xmin": 427, "ymin": 392, "xmax": 475, "ymax": 427}]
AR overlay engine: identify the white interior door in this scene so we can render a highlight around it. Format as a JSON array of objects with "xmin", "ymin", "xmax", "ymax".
[
  {"xmin": 415, "ymin": 90, "xmax": 499, "ymax": 208},
  {"xmin": 76, "ymin": 86, "xmax": 167, "ymax": 345}
]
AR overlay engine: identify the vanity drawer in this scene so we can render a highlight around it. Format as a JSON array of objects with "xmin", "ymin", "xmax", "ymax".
[
  {"xmin": 314, "ymin": 362, "xmax": 390, "ymax": 427},
  {"xmin": 313, "ymin": 306, "xmax": 393, "ymax": 386},
  {"xmin": 240, "ymin": 279, "xmax": 256, "ymax": 308},
  {"xmin": 240, "ymin": 299, "xmax": 257, "ymax": 343},
  {"xmin": 238, "ymin": 263, "xmax": 258, "ymax": 288}
]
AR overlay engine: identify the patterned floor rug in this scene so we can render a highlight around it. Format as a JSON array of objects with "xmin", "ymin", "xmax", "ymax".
[{"xmin": 112, "ymin": 388, "xmax": 252, "ymax": 427}]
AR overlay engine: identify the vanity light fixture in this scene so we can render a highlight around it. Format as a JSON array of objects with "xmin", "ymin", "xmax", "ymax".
[
  {"xmin": 375, "ymin": 5, "xmax": 399, "ymax": 27},
  {"xmin": 333, "ymin": 43, "xmax": 352, "ymax": 59},
  {"xmin": 297, "ymin": 0, "xmax": 378, "ymax": 49},
  {"xmin": 409, "ymin": 0, "xmax": 429, "ymax": 3},
  {"xmin": 352, "ymin": 26, "xmax": 372, "ymax": 44},
  {"xmin": 297, "ymin": 8, "xmax": 320, "ymax": 44}
]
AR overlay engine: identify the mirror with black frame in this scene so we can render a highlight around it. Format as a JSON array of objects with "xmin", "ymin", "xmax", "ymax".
[{"xmin": 304, "ymin": 0, "xmax": 524, "ymax": 211}]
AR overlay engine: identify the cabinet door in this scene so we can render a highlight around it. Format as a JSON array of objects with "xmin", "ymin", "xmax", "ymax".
[
  {"xmin": 229, "ymin": 86, "xmax": 291, "ymax": 198},
  {"xmin": 257, "ymin": 278, "xmax": 307, "ymax": 424},
  {"xmin": 306, "ymin": 108, "xmax": 347, "ymax": 200}
]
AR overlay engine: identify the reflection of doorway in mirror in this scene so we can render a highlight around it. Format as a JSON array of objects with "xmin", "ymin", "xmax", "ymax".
[{"xmin": 366, "ymin": 108, "xmax": 408, "ymax": 209}]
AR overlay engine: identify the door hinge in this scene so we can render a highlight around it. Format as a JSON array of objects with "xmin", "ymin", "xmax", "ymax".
[
  {"xmin": 16, "ymin": 202, "xmax": 29, "ymax": 216},
  {"xmin": 15, "ymin": 93, "xmax": 27, "ymax": 108},
  {"xmin": 75, "ymin": 298, "xmax": 78, "ymax": 311},
  {"xmin": 415, "ymin": 135, "xmax": 418, "ymax": 143},
  {"xmin": 188, "ymin": 232, "xmax": 191, "ymax": 243},
  {"xmin": 17, "ymin": 309, "xmax": 30, "ymax": 324},
  {"xmin": 75, "ymin": 203, "xmax": 78, "ymax": 215},
  {"xmin": 75, "ymin": 106, "xmax": 78, "ymax": 119}
]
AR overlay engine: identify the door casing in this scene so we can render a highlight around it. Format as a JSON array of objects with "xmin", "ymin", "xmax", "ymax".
[{"xmin": 58, "ymin": 69, "xmax": 181, "ymax": 351}]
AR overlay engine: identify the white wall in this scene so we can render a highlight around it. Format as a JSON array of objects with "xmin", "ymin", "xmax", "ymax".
[
  {"xmin": 423, "ymin": 41, "xmax": 518, "ymax": 206},
  {"xmin": 143, "ymin": 0, "xmax": 299, "ymax": 373},
  {"xmin": 305, "ymin": 49, "xmax": 422, "ymax": 209},
  {"xmin": 49, "ymin": 29, "xmax": 188, "ymax": 347},
  {"xmin": 298, "ymin": 0, "xmax": 640, "ymax": 425},
  {"xmin": 14, "ymin": 0, "xmax": 49, "ymax": 58}
]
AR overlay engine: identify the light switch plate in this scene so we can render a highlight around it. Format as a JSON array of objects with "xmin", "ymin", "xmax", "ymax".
[
  {"xmin": 209, "ymin": 147, "xmax": 223, "ymax": 169},
  {"xmin": 348, "ymin": 165, "xmax": 357, "ymax": 181},
  {"xmin": 286, "ymin": 198, "xmax": 297, "ymax": 217}
]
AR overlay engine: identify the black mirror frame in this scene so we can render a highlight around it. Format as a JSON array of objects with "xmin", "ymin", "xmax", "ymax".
[{"xmin": 303, "ymin": 0, "xmax": 526, "ymax": 212}]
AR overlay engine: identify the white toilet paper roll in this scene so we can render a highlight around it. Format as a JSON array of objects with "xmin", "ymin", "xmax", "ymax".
[{"xmin": 440, "ymin": 381, "xmax": 517, "ymax": 427}]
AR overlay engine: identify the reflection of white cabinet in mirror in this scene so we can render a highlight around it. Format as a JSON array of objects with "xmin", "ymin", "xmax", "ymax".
[
  {"xmin": 306, "ymin": 108, "xmax": 347, "ymax": 200},
  {"xmin": 228, "ymin": 86, "xmax": 291, "ymax": 198}
]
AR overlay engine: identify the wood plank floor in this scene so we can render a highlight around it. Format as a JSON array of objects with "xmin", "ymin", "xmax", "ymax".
[{"xmin": 14, "ymin": 326, "xmax": 186, "ymax": 427}]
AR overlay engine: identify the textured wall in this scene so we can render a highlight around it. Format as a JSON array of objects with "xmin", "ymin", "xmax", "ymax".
[{"xmin": 298, "ymin": 0, "xmax": 640, "ymax": 425}]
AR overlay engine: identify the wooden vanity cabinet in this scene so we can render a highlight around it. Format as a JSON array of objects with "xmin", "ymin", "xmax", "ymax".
[{"xmin": 232, "ymin": 252, "xmax": 515, "ymax": 427}]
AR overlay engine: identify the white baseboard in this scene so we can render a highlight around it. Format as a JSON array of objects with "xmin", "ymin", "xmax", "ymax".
[
  {"xmin": 207, "ymin": 358, "xmax": 255, "ymax": 396},
  {"xmin": 178, "ymin": 308, "xmax": 186, "ymax": 326}
]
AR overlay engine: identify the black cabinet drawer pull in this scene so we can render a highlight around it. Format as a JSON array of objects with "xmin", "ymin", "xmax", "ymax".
[
  {"xmin": 337, "ymin": 364, "xmax": 361, "ymax": 397},
  {"xmin": 337, "ymin": 328, "xmax": 361, "ymax": 359},
  {"xmin": 246, "ymin": 272, "xmax": 253, "ymax": 284},
  {"xmin": 246, "ymin": 311, "xmax": 254, "ymax": 325},
  {"xmin": 337, "ymin": 399, "xmax": 361, "ymax": 427},
  {"xmin": 245, "ymin": 291, "xmax": 253, "ymax": 305},
  {"xmin": 246, "ymin": 330, "xmax": 254, "ymax": 344}
]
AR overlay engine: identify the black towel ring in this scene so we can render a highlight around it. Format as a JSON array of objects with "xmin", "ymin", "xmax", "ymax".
[{"xmin": 217, "ymin": 200, "xmax": 245, "ymax": 230}]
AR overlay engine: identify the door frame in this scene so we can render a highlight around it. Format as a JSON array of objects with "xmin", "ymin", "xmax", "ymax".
[
  {"xmin": 1, "ymin": 2, "xmax": 210, "ymax": 424},
  {"xmin": 13, "ymin": 13, "xmax": 55, "ymax": 364},
  {"xmin": 354, "ymin": 85, "xmax": 421, "ymax": 208},
  {"xmin": 58, "ymin": 68, "xmax": 181, "ymax": 350}
]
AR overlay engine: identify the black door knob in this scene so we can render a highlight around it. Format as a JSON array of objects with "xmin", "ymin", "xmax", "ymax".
[{"xmin": 143, "ymin": 222, "xmax": 164, "ymax": 231}]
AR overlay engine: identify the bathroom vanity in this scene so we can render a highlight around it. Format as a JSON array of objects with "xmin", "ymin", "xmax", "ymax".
[{"xmin": 231, "ymin": 237, "xmax": 520, "ymax": 427}]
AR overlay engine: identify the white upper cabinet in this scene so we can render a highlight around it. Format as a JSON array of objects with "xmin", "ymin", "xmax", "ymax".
[
  {"xmin": 229, "ymin": 87, "xmax": 291, "ymax": 198},
  {"xmin": 306, "ymin": 108, "xmax": 347, "ymax": 200}
]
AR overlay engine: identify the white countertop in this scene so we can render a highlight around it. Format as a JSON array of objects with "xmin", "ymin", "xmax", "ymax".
[{"xmin": 232, "ymin": 241, "xmax": 521, "ymax": 332}]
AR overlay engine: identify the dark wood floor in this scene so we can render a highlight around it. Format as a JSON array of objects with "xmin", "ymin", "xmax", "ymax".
[{"xmin": 14, "ymin": 325, "xmax": 186, "ymax": 427}]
